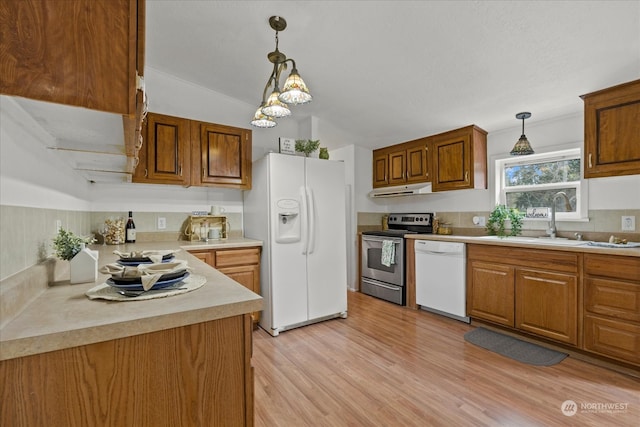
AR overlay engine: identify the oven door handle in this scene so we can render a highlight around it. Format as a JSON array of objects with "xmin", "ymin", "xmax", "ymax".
[
  {"xmin": 362, "ymin": 278, "xmax": 401, "ymax": 291},
  {"xmin": 362, "ymin": 236, "xmax": 403, "ymax": 244}
]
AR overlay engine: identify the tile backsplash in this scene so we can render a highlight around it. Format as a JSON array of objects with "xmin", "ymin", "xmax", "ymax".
[
  {"xmin": 0, "ymin": 206, "xmax": 243, "ymax": 281},
  {"xmin": 0, "ymin": 205, "xmax": 92, "ymax": 281},
  {"xmin": 357, "ymin": 209, "xmax": 640, "ymax": 241}
]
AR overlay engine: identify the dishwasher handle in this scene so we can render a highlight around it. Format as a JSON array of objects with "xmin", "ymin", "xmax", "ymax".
[{"xmin": 415, "ymin": 240, "xmax": 465, "ymax": 255}]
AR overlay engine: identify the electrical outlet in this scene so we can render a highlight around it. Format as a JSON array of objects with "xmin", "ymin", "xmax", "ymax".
[
  {"xmin": 55, "ymin": 219, "xmax": 62, "ymax": 232},
  {"xmin": 472, "ymin": 216, "xmax": 486, "ymax": 226},
  {"xmin": 157, "ymin": 217, "xmax": 167, "ymax": 230},
  {"xmin": 621, "ymin": 215, "xmax": 635, "ymax": 231}
]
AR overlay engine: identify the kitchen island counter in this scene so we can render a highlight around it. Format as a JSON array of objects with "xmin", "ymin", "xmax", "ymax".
[{"xmin": 0, "ymin": 240, "xmax": 263, "ymax": 361}]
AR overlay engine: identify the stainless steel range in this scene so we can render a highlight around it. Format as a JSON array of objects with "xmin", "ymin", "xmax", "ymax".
[{"xmin": 360, "ymin": 213, "xmax": 434, "ymax": 305}]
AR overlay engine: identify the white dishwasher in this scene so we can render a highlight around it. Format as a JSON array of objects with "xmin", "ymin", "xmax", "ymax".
[{"xmin": 414, "ymin": 240, "xmax": 469, "ymax": 323}]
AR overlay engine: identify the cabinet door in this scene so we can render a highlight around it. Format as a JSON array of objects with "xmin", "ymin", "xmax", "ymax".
[
  {"xmin": 584, "ymin": 315, "xmax": 640, "ymax": 366},
  {"xmin": 372, "ymin": 151, "xmax": 389, "ymax": 188},
  {"xmin": 582, "ymin": 79, "xmax": 640, "ymax": 178},
  {"xmin": 134, "ymin": 113, "xmax": 191, "ymax": 185},
  {"xmin": 467, "ymin": 261, "xmax": 515, "ymax": 327},
  {"xmin": 193, "ymin": 122, "xmax": 252, "ymax": 189},
  {"xmin": 388, "ymin": 150, "xmax": 407, "ymax": 185},
  {"xmin": 431, "ymin": 125, "xmax": 487, "ymax": 191},
  {"xmin": 406, "ymin": 140, "xmax": 430, "ymax": 183},
  {"xmin": 0, "ymin": 0, "xmax": 141, "ymax": 115},
  {"xmin": 515, "ymin": 269, "xmax": 578, "ymax": 345},
  {"xmin": 189, "ymin": 250, "xmax": 215, "ymax": 267},
  {"xmin": 432, "ymin": 132, "xmax": 469, "ymax": 191},
  {"xmin": 217, "ymin": 252, "xmax": 261, "ymax": 326}
]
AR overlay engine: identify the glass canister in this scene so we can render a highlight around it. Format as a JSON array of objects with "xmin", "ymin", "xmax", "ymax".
[{"xmin": 438, "ymin": 223, "xmax": 452, "ymax": 235}]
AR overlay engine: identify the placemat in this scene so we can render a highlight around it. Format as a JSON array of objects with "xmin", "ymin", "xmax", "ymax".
[{"xmin": 86, "ymin": 274, "xmax": 206, "ymax": 301}]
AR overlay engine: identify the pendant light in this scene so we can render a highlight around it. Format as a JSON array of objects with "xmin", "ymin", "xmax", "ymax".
[
  {"xmin": 251, "ymin": 16, "xmax": 312, "ymax": 128},
  {"xmin": 510, "ymin": 112, "xmax": 534, "ymax": 155}
]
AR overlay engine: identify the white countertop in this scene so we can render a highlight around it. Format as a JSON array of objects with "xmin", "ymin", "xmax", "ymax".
[
  {"xmin": 0, "ymin": 239, "xmax": 263, "ymax": 361},
  {"xmin": 405, "ymin": 234, "xmax": 640, "ymax": 257}
]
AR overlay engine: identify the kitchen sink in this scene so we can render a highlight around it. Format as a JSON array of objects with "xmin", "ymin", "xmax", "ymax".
[{"xmin": 475, "ymin": 236, "xmax": 588, "ymax": 246}]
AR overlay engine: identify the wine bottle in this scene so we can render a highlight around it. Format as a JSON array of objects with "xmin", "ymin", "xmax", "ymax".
[{"xmin": 125, "ymin": 211, "xmax": 136, "ymax": 243}]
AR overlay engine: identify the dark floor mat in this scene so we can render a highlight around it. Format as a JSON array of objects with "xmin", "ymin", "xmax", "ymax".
[{"xmin": 464, "ymin": 327, "xmax": 568, "ymax": 366}]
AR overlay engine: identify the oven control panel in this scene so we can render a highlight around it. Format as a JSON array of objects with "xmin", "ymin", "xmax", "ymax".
[{"xmin": 387, "ymin": 213, "xmax": 434, "ymax": 227}]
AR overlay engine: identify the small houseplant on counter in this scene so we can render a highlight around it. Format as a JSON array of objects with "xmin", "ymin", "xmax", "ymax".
[
  {"xmin": 486, "ymin": 204, "xmax": 524, "ymax": 237},
  {"xmin": 52, "ymin": 228, "xmax": 98, "ymax": 284}
]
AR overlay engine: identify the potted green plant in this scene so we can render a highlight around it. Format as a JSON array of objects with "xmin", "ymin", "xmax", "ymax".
[
  {"xmin": 295, "ymin": 139, "xmax": 320, "ymax": 157},
  {"xmin": 53, "ymin": 228, "xmax": 97, "ymax": 284},
  {"xmin": 486, "ymin": 205, "xmax": 524, "ymax": 237}
]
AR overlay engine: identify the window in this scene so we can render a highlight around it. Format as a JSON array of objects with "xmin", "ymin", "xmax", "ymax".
[{"xmin": 495, "ymin": 148, "xmax": 587, "ymax": 221}]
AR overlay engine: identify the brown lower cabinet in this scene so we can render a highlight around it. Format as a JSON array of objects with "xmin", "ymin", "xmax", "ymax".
[
  {"xmin": 583, "ymin": 254, "xmax": 640, "ymax": 365},
  {"xmin": 189, "ymin": 247, "xmax": 261, "ymax": 326},
  {"xmin": 466, "ymin": 244, "xmax": 640, "ymax": 367},
  {"xmin": 467, "ymin": 244, "xmax": 579, "ymax": 346},
  {"xmin": 0, "ymin": 314, "xmax": 254, "ymax": 427}
]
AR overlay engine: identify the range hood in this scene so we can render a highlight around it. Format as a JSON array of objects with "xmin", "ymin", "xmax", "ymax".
[{"xmin": 368, "ymin": 182, "xmax": 432, "ymax": 198}]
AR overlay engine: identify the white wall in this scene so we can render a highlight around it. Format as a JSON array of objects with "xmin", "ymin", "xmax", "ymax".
[{"xmin": 0, "ymin": 97, "xmax": 92, "ymax": 210}]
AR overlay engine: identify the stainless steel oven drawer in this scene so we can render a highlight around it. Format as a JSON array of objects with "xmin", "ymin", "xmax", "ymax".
[{"xmin": 361, "ymin": 278, "xmax": 404, "ymax": 305}]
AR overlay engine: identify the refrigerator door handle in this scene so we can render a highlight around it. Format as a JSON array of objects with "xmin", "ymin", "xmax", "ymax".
[
  {"xmin": 300, "ymin": 186, "xmax": 309, "ymax": 255},
  {"xmin": 306, "ymin": 186, "xmax": 316, "ymax": 254}
]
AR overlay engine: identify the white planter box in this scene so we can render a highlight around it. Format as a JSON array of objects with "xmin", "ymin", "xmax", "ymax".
[{"xmin": 70, "ymin": 248, "xmax": 99, "ymax": 284}]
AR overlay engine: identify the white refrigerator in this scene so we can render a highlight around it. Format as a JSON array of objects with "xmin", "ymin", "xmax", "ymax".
[{"xmin": 243, "ymin": 153, "xmax": 348, "ymax": 336}]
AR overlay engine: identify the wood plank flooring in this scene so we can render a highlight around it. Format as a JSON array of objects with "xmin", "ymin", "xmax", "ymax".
[{"xmin": 253, "ymin": 291, "xmax": 639, "ymax": 427}]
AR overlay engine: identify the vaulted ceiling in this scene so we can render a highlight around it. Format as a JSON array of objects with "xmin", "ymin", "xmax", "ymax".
[
  {"xmin": 8, "ymin": 1, "xmax": 639, "ymax": 183},
  {"xmin": 145, "ymin": 0, "xmax": 640, "ymax": 147}
]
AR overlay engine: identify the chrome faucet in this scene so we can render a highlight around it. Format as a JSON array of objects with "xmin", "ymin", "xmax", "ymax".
[{"xmin": 547, "ymin": 191, "xmax": 572, "ymax": 238}]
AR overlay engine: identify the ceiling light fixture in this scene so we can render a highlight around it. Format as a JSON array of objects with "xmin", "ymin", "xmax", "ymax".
[
  {"xmin": 510, "ymin": 112, "xmax": 535, "ymax": 155},
  {"xmin": 250, "ymin": 16, "xmax": 312, "ymax": 128}
]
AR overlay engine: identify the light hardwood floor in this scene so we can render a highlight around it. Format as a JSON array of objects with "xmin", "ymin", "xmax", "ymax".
[{"xmin": 253, "ymin": 291, "xmax": 639, "ymax": 427}]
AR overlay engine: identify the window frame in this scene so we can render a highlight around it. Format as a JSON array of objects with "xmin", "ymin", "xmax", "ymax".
[{"xmin": 495, "ymin": 147, "xmax": 589, "ymax": 221}]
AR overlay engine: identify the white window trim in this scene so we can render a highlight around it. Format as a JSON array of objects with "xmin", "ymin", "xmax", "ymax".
[{"xmin": 495, "ymin": 147, "xmax": 589, "ymax": 221}]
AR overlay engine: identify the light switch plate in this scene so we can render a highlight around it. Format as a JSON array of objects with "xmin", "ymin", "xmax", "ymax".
[
  {"xmin": 157, "ymin": 217, "xmax": 167, "ymax": 230},
  {"xmin": 621, "ymin": 215, "xmax": 635, "ymax": 231}
]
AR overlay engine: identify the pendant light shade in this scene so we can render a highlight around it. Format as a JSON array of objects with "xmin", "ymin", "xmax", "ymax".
[
  {"xmin": 279, "ymin": 68, "xmax": 312, "ymax": 105},
  {"xmin": 250, "ymin": 104, "xmax": 277, "ymax": 128},
  {"xmin": 261, "ymin": 90, "xmax": 291, "ymax": 118},
  {"xmin": 510, "ymin": 112, "xmax": 535, "ymax": 155},
  {"xmin": 251, "ymin": 16, "xmax": 312, "ymax": 128}
]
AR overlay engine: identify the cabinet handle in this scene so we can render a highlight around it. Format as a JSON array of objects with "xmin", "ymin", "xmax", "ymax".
[
  {"xmin": 588, "ymin": 153, "xmax": 593, "ymax": 168},
  {"xmin": 203, "ymin": 167, "xmax": 206, "ymax": 178},
  {"xmin": 179, "ymin": 165, "xmax": 182, "ymax": 176},
  {"xmin": 144, "ymin": 168, "xmax": 148, "ymax": 178},
  {"xmin": 465, "ymin": 171, "xmax": 469, "ymax": 181}
]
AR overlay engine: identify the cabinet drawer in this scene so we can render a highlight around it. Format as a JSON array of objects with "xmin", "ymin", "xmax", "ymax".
[
  {"xmin": 584, "ymin": 254, "xmax": 640, "ymax": 281},
  {"xmin": 585, "ymin": 277, "xmax": 640, "ymax": 322},
  {"xmin": 584, "ymin": 315, "xmax": 640, "ymax": 365},
  {"xmin": 215, "ymin": 248, "xmax": 260, "ymax": 268}
]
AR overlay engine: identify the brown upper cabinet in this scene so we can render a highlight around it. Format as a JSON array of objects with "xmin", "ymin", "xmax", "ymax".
[
  {"xmin": 0, "ymin": 0, "xmax": 145, "ymax": 116},
  {"xmin": 372, "ymin": 125, "xmax": 486, "ymax": 192},
  {"xmin": 191, "ymin": 122, "xmax": 252, "ymax": 188},
  {"xmin": 431, "ymin": 125, "xmax": 487, "ymax": 191},
  {"xmin": 581, "ymin": 79, "xmax": 640, "ymax": 179},
  {"xmin": 134, "ymin": 112, "xmax": 252, "ymax": 189},
  {"xmin": 372, "ymin": 137, "xmax": 430, "ymax": 188}
]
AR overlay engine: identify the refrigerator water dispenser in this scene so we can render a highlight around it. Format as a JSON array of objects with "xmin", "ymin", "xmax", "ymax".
[{"xmin": 276, "ymin": 199, "xmax": 301, "ymax": 243}]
